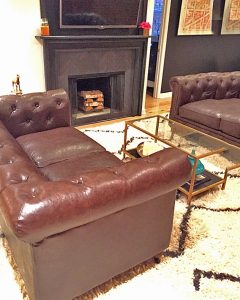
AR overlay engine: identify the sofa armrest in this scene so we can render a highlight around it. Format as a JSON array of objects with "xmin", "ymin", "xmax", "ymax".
[
  {"xmin": 0, "ymin": 89, "xmax": 71, "ymax": 138},
  {"xmin": 169, "ymin": 72, "xmax": 219, "ymax": 119},
  {"xmin": 0, "ymin": 148, "xmax": 191, "ymax": 244}
]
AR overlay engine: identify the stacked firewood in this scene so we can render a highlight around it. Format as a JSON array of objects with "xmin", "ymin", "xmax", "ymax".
[{"xmin": 78, "ymin": 90, "xmax": 104, "ymax": 113}]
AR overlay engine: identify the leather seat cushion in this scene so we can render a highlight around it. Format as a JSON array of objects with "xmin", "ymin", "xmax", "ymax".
[
  {"xmin": 179, "ymin": 99, "xmax": 240, "ymax": 137},
  {"xmin": 179, "ymin": 99, "xmax": 222, "ymax": 130},
  {"xmin": 40, "ymin": 151, "xmax": 123, "ymax": 181},
  {"xmin": 219, "ymin": 101, "xmax": 240, "ymax": 138},
  {"xmin": 17, "ymin": 127, "xmax": 105, "ymax": 167}
]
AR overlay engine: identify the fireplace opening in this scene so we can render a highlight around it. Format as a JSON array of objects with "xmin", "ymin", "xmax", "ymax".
[{"xmin": 69, "ymin": 72, "xmax": 125, "ymax": 125}]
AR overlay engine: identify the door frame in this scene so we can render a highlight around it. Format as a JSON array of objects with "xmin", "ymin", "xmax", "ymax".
[{"xmin": 152, "ymin": 0, "xmax": 172, "ymax": 98}]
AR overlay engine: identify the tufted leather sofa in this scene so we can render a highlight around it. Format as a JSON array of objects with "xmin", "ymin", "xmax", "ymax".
[
  {"xmin": 170, "ymin": 72, "xmax": 240, "ymax": 147},
  {"xmin": 0, "ymin": 89, "xmax": 191, "ymax": 300}
]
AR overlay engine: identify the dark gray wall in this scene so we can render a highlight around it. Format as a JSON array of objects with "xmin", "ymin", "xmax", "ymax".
[
  {"xmin": 40, "ymin": 0, "xmax": 148, "ymax": 36},
  {"xmin": 162, "ymin": 0, "xmax": 240, "ymax": 92}
]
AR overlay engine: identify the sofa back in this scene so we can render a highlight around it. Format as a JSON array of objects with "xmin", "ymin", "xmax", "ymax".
[
  {"xmin": 170, "ymin": 71, "xmax": 240, "ymax": 106},
  {"xmin": 0, "ymin": 89, "xmax": 71, "ymax": 138}
]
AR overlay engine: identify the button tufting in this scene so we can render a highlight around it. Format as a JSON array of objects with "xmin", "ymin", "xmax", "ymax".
[
  {"xmin": 34, "ymin": 102, "xmax": 40, "ymax": 108},
  {"xmin": 31, "ymin": 187, "xmax": 39, "ymax": 196},
  {"xmin": 56, "ymin": 100, "xmax": 62, "ymax": 105},
  {"xmin": 8, "ymin": 159, "xmax": 14, "ymax": 164},
  {"xmin": 11, "ymin": 104, "xmax": 17, "ymax": 111},
  {"xmin": 46, "ymin": 115, "xmax": 52, "ymax": 121},
  {"xmin": 21, "ymin": 175, "xmax": 29, "ymax": 182},
  {"xmin": 26, "ymin": 119, "xmax": 31, "ymax": 124}
]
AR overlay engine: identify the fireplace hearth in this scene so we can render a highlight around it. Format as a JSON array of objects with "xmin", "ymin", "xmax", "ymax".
[{"xmin": 39, "ymin": 35, "xmax": 148, "ymax": 125}]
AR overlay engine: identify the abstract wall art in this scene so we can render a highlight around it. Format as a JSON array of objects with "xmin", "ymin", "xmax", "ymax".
[
  {"xmin": 178, "ymin": 0, "xmax": 214, "ymax": 35},
  {"xmin": 221, "ymin": 0, "xmax": 240, "ymax": 34}
]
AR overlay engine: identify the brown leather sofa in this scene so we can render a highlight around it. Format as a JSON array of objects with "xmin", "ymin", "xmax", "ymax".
[
  {"xmin": 169, "ymin": 71, "xmax": 240, "ymax": 147},
  {"xmin": 0, "ymin": 89, "xmax": 191, "ymax": 300}
]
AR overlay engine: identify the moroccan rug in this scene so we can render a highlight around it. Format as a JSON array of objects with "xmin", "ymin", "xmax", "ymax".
[{"xmin": 0, "ymin": 121, "xmax": 240, "ymax": 300}]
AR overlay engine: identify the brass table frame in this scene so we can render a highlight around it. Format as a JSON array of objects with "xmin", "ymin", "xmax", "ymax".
[{"xmin": 122, "ymin": 115, "xmax": 240, "ymax": 205}]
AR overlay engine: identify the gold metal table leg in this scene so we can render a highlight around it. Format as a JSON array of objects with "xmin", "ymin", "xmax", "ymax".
[
  {"xmin": 222, "ymin": 168, "xmax": 229, "ymax": 190},
  {"xmin": 187, "ymin": 158, "xmax": 198, "ymax": 205},
  {"xmin": 123, "ymin": 122, "xmax": 129, "ymax": 159},
  {"xmin": 155, "ymin": 115, "xmax": 160, "ymax": 142}
]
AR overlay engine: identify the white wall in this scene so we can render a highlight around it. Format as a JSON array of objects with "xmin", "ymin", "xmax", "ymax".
[{"xmin": 0, "ymin": 0, "xmax": 45, "ymax": 95}]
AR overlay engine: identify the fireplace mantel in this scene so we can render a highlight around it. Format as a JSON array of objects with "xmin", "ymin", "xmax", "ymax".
[
  {"xmin": 36, "ymin": 35, "xmax": 149, "ymax": 40},
  {"xmin": 38, "ymin": 35, "xmax": 148, "ymax": 125}
]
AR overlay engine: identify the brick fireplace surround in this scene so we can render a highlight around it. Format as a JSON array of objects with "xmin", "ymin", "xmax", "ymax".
[{"xmin": 38, "ymin": 35, "xmax": 148, "ymax": 125}]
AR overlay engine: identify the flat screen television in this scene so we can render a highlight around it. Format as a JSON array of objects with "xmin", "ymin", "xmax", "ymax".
[{"xmin": 60, "ymin": 0, "xmax": 142, "ymax": 29}]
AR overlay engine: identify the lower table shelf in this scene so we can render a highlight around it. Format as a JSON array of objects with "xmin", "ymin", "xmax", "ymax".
[{"xmin": 181, "ymin": 170, "xmax": 222, "ymax": 193}]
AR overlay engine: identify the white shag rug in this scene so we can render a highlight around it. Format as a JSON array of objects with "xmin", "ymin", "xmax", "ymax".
[{"xmin": 0, "ymin": 121, "xmax": 240, "ymax": 300}]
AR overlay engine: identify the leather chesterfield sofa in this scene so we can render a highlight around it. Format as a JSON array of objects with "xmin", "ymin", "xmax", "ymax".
[
  {"xmin": 0, "ymin": 89, "xmax": 191, "ymax": 300},
  {"xmin": 169, "ymin": 71, "xmax": 240, "ymax": 147}
]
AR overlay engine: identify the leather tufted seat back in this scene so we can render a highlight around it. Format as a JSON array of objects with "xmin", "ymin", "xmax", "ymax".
[
  {"xmin": 0, "ymin": 89, "xmax": 70, "ymax": 138},
  {"xmin": 215, "ymin": 73, "xmax": 240, "ymax": 99},
  {"xmin": 170, "ymin": 71, "xmax": 240, "ymax": 108}
]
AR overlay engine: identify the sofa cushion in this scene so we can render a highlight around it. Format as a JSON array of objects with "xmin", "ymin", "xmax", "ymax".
[
  {"xmin": 179, "ymin": 99, "xmax": 222, "ymax": 130},
  {"xmin": 219, "ymin": 100, "xmax": 240, "ymax": 138},
  {"xmin": 17, "ymin": 127, "xmax": 105, "ymax": 167},
  {"xmin": 179, "ymin": 99, "xmax": 240, "ymax": 135},
  {"xmin": 40, "ymin": 151, "xmax": 123, "ymax": 181}
]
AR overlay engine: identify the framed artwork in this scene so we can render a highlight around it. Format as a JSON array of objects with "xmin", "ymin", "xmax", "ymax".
[
  {"xmin": 221, "ymin": 0, "xmax": 240, "ymax": 34},
  {"xmin": 178, "ymin": 0, "xmax": 214, "ymax": 35}
]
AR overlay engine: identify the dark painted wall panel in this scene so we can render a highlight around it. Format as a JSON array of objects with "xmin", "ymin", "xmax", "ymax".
[
  {"xmin": 40, "ymin": 0, "xmax": 148, "ymax": 36},
  {"xmin": 162, "ymin": 0, "xmax": 240, "ymax": 92}
]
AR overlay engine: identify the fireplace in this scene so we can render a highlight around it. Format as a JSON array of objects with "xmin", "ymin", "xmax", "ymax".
[
  {"xmin": 69, "ymin": 72, "xmax": 125, "ymax": 125},
  {"xmin": 40, "ymin": 36, "xmax": 148, "ymax": 125}
]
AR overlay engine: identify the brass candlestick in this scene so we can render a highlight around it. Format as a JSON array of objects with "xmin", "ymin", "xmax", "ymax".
[{"xmin": 11, "ymin": 74, "xmax": 22, "ymax": 95}]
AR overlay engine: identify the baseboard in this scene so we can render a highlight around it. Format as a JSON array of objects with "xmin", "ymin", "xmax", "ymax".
[{"xmin": 159, "ymin": 92, "xmax": 172, "ymax": 99}]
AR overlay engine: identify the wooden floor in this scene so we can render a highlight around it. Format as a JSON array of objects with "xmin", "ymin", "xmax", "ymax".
[
  {"xmin": 145, "ymin": 93, "xmax": 171, "ymax": 115},
  {"xmin": 76, "ymin": 92, "xmax": 171, "ymax": 129}
]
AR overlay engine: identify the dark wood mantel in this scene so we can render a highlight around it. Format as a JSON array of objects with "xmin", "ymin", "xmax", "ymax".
[{"xmin": 36, "ymin": 35, "xmax": 149, "ymax": 40}]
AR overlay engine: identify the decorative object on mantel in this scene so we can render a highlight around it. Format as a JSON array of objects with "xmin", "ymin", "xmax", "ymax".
[
  {"xmin": 138, "ymin": 21, "xmax": 151, "ymax": 36},
  {"xmin": 78, "ymin": 90, "xmax": 104, "ymax": 113},
  {"xmin": 40, "ymin": 18, "xmax": 49, "ymax": 36},
  {"xmin": 11, "ymin": 74, "xmax": 22, "ymax": 95}
]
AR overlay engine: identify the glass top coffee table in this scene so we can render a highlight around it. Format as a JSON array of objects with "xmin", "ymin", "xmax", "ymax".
[{"xmin": 122, "ymin": 114, "xmax": 240, "ymax": 204}]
